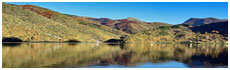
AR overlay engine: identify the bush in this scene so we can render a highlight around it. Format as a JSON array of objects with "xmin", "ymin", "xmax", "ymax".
[
  {"xmin": 79, "ymin": 22, "xmax": 87, "ymax": 25},
  {"xmin": 159, "ymin": 26, "xmax": 171, "ymax": 30}
]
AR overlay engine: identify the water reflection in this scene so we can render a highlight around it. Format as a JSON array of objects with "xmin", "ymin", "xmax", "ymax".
[
  {"xmin": 2, "ymin": 43, "xmax": 22, "ymax": 47},
  {"xmin": 2, "ymin": 43, "xmax": 228, "ymax": 68}
]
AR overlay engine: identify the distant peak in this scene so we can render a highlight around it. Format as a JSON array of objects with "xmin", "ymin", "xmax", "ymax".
[
  {"xmin": 125, "ymin": 17, "xmax": 142, "ymax": 22},
  {"xmin": 204, "ymin": 17, "xmax": 219, "ymax": 20},
  {"xmin": 189, "ymin": 17, "xmax": 219, "ymax": 20},
  {"xmin": 206, "ymin": 17, "xmax": 217, "ymax": 19},
  {"xmin": 188, "ymin": 18, "xmax": 201, "ymax": 20},
  {"xmin": 183, "ymin": 17, "xmax": 227, "ymax": 26},
  {"xmin": 126, "ymin": 17, "xmax": 137, "ymax": 19}
]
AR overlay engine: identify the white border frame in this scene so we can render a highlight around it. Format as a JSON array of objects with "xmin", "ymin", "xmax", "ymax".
[{"xmin": 0, "ymin": 0, "xmax": 229, "ymax": 70}]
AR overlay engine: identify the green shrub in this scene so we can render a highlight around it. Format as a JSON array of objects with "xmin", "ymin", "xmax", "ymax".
[
  {"xmin": 79, "ymin": 22, "xmax": 87, "ymax": 25},
  {"xmin": 159, "ymin": 26, "xmax": 171, "ymax": 30}
]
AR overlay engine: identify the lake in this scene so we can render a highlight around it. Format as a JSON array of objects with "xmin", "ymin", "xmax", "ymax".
[{"xmin": 2, "ymin": 43, "xmax": 228, "ymax": 68}]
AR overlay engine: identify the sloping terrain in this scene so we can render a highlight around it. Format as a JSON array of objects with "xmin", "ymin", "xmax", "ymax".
[
  {"xmin": 183, "ymin": 17, "xmax": 227, "ymax": 26},
  {"xmin": 20, "ymin": 4, "xmax": 127, "ymax": 35},
  {"xmin": 124, "ymin": 24, "xmax": 227, "ymax": 43},
  {"xmin": 85, "ymin": 17, "xmax": 171, "ymax": 34},
  {"xmin": 2, "ymin": 3, "xmax": 124, "ymax": 42},
  {"xmin": 190, "ymin": 21, "xmax": 228, "ymax": 35}
]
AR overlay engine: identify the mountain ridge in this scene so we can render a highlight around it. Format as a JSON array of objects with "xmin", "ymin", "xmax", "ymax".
[
  {"xmin": 183, "ymin": 17, "xmax": 227, "ymax": 26},
  {"xmin": 84, "ymin": 16, "xmax": 171, "ymax": 34},
  {"xmin": 190, "ymin": 21, "xmax": 228, "ymax": 35}
]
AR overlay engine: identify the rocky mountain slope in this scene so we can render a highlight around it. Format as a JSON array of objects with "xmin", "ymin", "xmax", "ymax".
[
  {"xmin": 183, "ymin": 17, "xmax": 227, "ymax": 26},
  {"xmin": 77, "ymin": 16, "xmax": 171, "ymax": 34},
  {"xmin": 190, "ymin": 21, "xmax": 228, "ymax": 35}
]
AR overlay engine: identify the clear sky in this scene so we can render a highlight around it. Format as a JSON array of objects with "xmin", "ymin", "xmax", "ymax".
[{"xmin": 6, "ymin": 2, "xmax": 228, "ymax": 24}]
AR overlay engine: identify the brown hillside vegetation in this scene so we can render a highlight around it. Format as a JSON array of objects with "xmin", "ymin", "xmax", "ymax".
[
  {"xmin": 124, "ymin": 24, "xmax": 228, "ymax": 44},
  {"xmin": 21, "ymin": 4, "xmax": 126, "ymax": 35},
  {"xmin": 2, "ymin": 3, "xmax": 125, "ymax": 42},
  {"xmin": 87, "ymin": 17, "xmax": 171, "ymax": 34}
]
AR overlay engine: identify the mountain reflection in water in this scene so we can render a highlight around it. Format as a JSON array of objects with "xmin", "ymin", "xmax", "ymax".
[{"xmin": 2, "ymin": 43, "xmax": 228, "ymax": 68}]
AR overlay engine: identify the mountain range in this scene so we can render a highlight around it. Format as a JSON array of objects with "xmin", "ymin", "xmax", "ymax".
[
  {"xmin": 2, "ymin": 3, "xmax": 228, "ymax": 43},
  {"xmin": 83, "ymin": 16, "xmax": 171, "ymax": 34}
]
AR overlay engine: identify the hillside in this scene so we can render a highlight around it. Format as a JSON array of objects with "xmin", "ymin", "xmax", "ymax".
[
  {"xmin": 183, "ymin": 17, "xmax": 227, "ymax": 26},
  {"xmin": 190, "ymin": 21, "xmax": 228, "ymax": 36},
  {"xmin": 2, "ymin": 3, "xmax": 125, "ymax": 42},
  {"xmin": 86, "ymin": 17, "xmax": 171, "ymax": 34},
  {"xmin": 124, "ymin": 24, "xmax": 228, "ymax": 44}
]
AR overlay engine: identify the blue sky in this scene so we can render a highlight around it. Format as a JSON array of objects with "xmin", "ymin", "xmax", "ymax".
[{"xmin": 7, "ymin": 2, "xmax": 228, "ymax": 24}]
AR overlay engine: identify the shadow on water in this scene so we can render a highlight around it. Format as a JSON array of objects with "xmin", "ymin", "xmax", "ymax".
[
  {"xmin": 105, "ymin": 43, "xmax": 125, "ymax": 49},
  {"xmin": 2, "ymin": 37, "xmax": 23, "ymax": 47},
  {"xmin": 104, "ymin": 39, "xmax": 122, "ymax": 43},
  {"xmin": 67, "ymin": 43, "xmax": 79, "ymax": 46},
  {"xmin": 104, "ymin": 38, "xmax": 125, "ymax": 49},
  {"xmin": 2, "ymin": 43, "xmax": 22, "ymax": 47},
  {"xmin": 65, "ymin": 40, "xmax": 80, "ymax": 45},
  {"xmin": 104, "ymin": 36, "xmax": 126, "ymax": 44},
  {"xmin": 2, "ymin": 37, "xmax": 23, "ymax": 42},
  {"xmin": 66, "ymin": 40, "xmax": 80, "ymax": 43}
]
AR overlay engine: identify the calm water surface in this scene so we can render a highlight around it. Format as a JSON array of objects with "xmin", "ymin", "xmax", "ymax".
[{"xmin": 2, "ymin": 43, "xmax": 228, "ymax": 68}]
